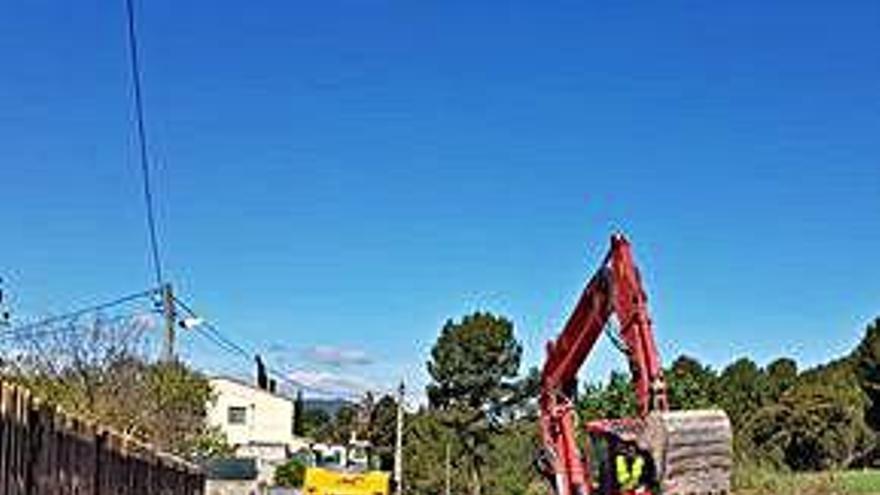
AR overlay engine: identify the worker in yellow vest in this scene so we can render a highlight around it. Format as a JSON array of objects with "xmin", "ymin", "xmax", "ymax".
[{"xmin": 614, "ymin": 440, "xmax": 651, "ymax": 495}]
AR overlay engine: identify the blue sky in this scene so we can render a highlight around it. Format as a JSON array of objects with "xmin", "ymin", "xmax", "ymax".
[{"xmin": 2, "ymin": 1, "xmax": 879, "ymax": 398}]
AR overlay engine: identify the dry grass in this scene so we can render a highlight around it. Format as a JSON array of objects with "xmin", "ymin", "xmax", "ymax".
[{"xmin": 734, "ymin": 468, "xmax": 880, "ymax": 495}]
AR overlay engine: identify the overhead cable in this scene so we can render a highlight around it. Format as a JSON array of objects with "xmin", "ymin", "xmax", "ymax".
[
  {"xmin": 0, "ymin": 288, "xmax": 158, "ymax": 340},
  {"xmin": 124, "ymin": 0, "xmax": 164, "ymax": 287},
  {"xmin": 172, "ymin": 295, "xmax": 298, "ymax": 384}
]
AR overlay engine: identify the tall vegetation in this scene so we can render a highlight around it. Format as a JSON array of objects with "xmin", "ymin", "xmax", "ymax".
[
  {"xmin": 426, "ymin": 312, "xmax": 532, "ymax": 495},
  {"xmin": 395, "ymin": 313, "xmax": 880, "ymax": 495},
  {"xmin": 0, "ymin": 318, "xmax": 231, "ymax": 460},
  {"xmin": 579, "ymin": 317, "xmax": 880, "ymax": 475},
  {"xmin": 404, "ymin": 312, "xmax": 542, "ymax": 495}
]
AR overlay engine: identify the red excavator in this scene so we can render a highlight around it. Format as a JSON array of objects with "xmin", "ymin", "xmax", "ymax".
[{"xmin": 538, "ymin": 234, "xmax": 732, "ymax": 495}]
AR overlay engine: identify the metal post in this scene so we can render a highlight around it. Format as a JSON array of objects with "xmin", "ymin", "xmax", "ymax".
[
  {"xmin": 161, "ymin": 283, "xmax": 176, "ymax": 362},
  {"xmin": 445, "ymin": 441, "xmax": 451, "ymax": 495},
  {"xmin": 394, "ymin": 380, "xmax": 404, "ymax": 495}
]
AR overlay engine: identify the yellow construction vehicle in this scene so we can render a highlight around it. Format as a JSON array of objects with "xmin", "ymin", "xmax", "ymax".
[{"xmin": 303, "ymin": 437, "xmax": 390, "ymax": 495}]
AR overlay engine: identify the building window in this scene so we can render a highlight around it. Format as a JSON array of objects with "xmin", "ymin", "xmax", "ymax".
[{"xmin": 228, "ymin": 406, "xmax": 247, "ymax": 425}]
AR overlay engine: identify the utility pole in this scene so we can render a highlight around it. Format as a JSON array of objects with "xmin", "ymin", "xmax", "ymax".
[
  {"xmin": 445, "ymin": 441, "xmax": 451, "ymax": 495},
  {"xmin": 394, "ymin": 380, "xmax": 404, "ymax": 495},
  {"xmin": 160, "ymin": 283, "xmax": 176, "ymax": 362}
]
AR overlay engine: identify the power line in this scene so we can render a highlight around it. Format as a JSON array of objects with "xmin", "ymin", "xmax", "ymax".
[
  {"xmin": 172, "ymin": 296, "xmax": 252, "ymax": 359},
  {"xmin": 0, "ymin": 288, "xmax": 158, "ymax": 340},
  {"xmin": 176, "ymin": 295, "xmax": 391, "ymax": 400},
  {"xmin": 0, "ymin": 310, "xmax": 157, "ymax": 343},
  {"xmin": 194, "ymin": 325, "xmax": 250, "ymax": 361},
  {"xmin": 124, "ymin": 0, "xmax": 164, "ymax": 287},
  {"xmin": 172, "ymin": 296, "xmax": 266, "ymax": 361},
  {"xmin": 171, "ymin": 295, "xmax": 343, "ymax": 395},
  {"xmin": 171, "ymin": 296, "xmax": 255, "ymax": 368}
]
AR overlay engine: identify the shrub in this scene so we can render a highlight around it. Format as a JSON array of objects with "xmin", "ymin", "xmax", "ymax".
[{"xmin": 274, "ymin": 458, "xmax": 307, "ymax": 488}]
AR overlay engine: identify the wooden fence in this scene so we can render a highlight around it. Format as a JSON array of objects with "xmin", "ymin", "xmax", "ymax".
[{"xmin": 0, "ymin": 381, "xmax": 205, "ymax": 495}]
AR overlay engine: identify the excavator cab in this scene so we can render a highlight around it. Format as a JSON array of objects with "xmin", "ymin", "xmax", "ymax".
[
  {"xmin": 584, "ymin": 414, "xmax": 731, "ymax": 495},
  {"xmin": 585, "ymin": 419, "xmax": 652, "ymax": 495}
]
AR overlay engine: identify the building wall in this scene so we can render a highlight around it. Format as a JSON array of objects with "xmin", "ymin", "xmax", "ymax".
[
  {"xmin": 208, "ymin": 378, "xmax": 296, "ymax": 447},
  {"xmin": 235, "ymin": 444, "xmax": 288, "ymax": 486},
  {"xmin": 205, "ymin": 479, "xmax": 260, "ymax": 495}
]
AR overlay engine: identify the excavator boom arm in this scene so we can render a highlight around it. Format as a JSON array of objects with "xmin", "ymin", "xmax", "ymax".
[
  {"xmin": 540, "ymin": 234, "xmax": 666, "ymax": 420},
  {"xmin": 538, "ymin": 234, "xmax": 730, "ymax": 495}
]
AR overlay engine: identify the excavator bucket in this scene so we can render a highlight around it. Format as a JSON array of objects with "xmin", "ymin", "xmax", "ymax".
[{"xmin": 640, "ymin": 409, "xmax": 733, "ymax": 494}]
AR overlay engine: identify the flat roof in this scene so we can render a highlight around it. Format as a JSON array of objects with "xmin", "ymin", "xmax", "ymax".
[{"xmin": 209, "ymin": 375, "xmax": 295, "ymax": 404}]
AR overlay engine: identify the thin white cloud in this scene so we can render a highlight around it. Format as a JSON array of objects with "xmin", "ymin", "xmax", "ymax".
[{"xmin": 303, "ymin": 345, "xmax": 373, "ymax": 367}]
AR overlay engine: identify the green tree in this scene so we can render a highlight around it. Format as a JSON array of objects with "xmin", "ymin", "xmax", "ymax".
[
  {"xmin": 716, "ymin": 357, "xmax": 767, "ymax": 427},
  {"xmin": 369, "ymin": 394, "xmax": 398, "ymax": 470},
  {"xmin": 666, "ymin": 355, "xmax": 717, "ymax": 410},
  {"xmin": 143, "ymin": 360, "xmax": 217, "ymax": 455},
  {"xmin": 765, "ymin": 357, "xmax": 798, "ymax": 401},
  {"xmin": 404, "ymin": 411, "xmax": 468, "ymax": 495},
  {"xmin": 484, "ymin": 420, "xmax": 545, "ymax": 495},
  {"xmin": 294, "ymin": 390, "xmax": 305, "ymax": 436},
  {"xmin": 7, "ymin": 321, "xmax": 217, "ymax": 458},
  {"xmin": 854, "ymin": 318, "xmax": 880, "ymax": 431},
  {"xmin": 180, "ymin": 425, "xmax": 235, "ymax": 460},
  {"xmin": 300, "ymin": 408, "xmax": 332, "ymax": 440},
  {"xmin": 426, "ymin": 312, "xmax": 526, "ymax": 495},
  {"xmin": 275, "ymin": 458, "xmax": 307, "ymax": 488},
  {"xmin": 330, "ymin": 404, "xmax": 358, "ymax": 443},
  {"xmin": 732, "ymin": 345, "xmax": 879, "ymax": 472},
  {"xmin": 579, "ymin": 371, "xmax": 637, "ymax": 421},
  {"xmin": 741, "ymin": 380, "xmax": 874, "ymax": 470}
]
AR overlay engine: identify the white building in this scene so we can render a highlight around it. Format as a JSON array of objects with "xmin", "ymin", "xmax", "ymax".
[{"xmin": 208, "ymin": 377, "xmax": 308, "ymax": 451}]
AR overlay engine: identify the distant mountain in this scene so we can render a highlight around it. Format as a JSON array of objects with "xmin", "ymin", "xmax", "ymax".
[{"xmin": 303, "ymin": 397, "xmax": 353, "ymax": 416}]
